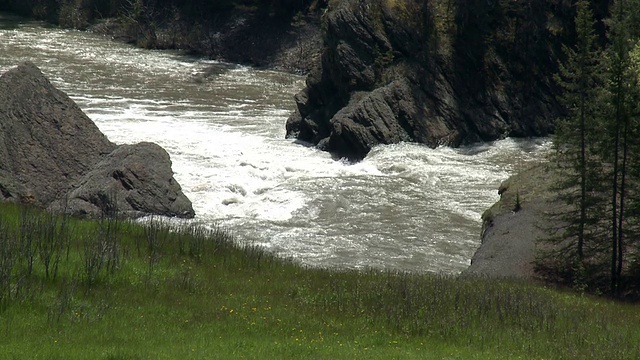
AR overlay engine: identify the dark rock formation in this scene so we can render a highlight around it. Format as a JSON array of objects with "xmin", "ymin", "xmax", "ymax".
[
  {"xmin": 0, "ymin": 62, "xmax": 194, "ymax": 218},
  {"xmin": 287, "ymin": 0, "xmax": 571, "ymax": 160}
]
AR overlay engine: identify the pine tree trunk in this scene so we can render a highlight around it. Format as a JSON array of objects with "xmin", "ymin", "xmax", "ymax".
[
  {"xmin": 611, "ymin": 126, "xmax": 619, "ymax": 295},
  {"xmin": 617, "ymin": 117, "xmax": 629, "ymax": 287},
  {"xmin": 579, "ymin": 76, "xmax": 586, "ymax": 261}
]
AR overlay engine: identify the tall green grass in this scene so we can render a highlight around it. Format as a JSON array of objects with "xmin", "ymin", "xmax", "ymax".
[{"xmin": 0, "ymin": 202, "xmax": 639, "ymax": 359}]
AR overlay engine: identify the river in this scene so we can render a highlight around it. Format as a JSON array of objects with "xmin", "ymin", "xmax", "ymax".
[{"xmin": 0, "ymin": 14, "xmax": 549, "ymax": 273}]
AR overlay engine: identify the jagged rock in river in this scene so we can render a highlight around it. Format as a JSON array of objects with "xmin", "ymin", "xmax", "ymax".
[
  {"xmin": 286, "ymin": 0, "xmax": 567, "ymax": 160},
  {"xmin": 0, "ymin": 61, "xmax": 194, "ymax": 218}
]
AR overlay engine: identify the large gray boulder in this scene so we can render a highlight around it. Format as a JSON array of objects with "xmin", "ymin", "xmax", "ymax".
[
  {"xmin": 50, "ymin": 142, "xmax": 195, "ymax": 218},
  {"xmin": 0, "ymin": 61, "xmax": 115, "ymax": 205},
  {"xmin": 0, "ymin": 62, "xmax": 195, "ymax": 218}
]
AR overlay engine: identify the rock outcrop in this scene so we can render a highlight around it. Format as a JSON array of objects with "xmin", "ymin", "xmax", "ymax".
[
  {"xmin": 0, "ymin": 62, "xmax": 194, "ymax": 218},
  {"xmin": 49, "ymin": 142, "xmax": 195, "ymax": 218},
  {"xmin": 463, "ymin": 163, "xmax": 559, "ymax": 279},
  {"xmin": 286, "ymin": 0, "xmax": 570, "ymax": 160},
  {"xmin": 0, "ymin": 61, "xmax": 115, "ymax": 205}
]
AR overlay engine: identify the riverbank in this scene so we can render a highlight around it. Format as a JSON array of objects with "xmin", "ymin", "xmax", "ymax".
[
  {"xmin": 87, "ymin": 8, "xmax": 323, "ymax": 74},
  {"xmin": 464, "ymin": 162, "xmax": 562, "ymax": 280},
  {"xmin": 1, "ymin": 202, "xmax": 639, "ymax": 359},
  {"xmin": 0, "ymin": 4, "xmax": 323, "ymax": 75}
]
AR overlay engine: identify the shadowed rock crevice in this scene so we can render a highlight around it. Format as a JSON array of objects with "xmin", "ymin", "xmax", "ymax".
[
  {"xmin": 0, "ymin": 61, "xmax": 194, "ymax": 219},
  {"xmin": 113, "ymin": 170, "xmax": 134, "ymax": 191}
]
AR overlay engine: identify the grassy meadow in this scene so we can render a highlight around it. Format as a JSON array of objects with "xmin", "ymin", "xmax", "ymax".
[{"xmin": 0, "ymin": 202, "xmax": 639, "ymax": 359}]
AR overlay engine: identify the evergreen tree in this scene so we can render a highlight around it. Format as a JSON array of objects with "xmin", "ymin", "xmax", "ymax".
[
  {"xmin": 543, "ymin": 0, "xmax": 603, "ymax": 287},
  {"xmin": 567, "ymin": 0, "xmax": 640, "ymax": 295},
  {"xmin": 543, "ymin": 0, "xmax": 640, "ymax": 296},
  {"xmin": 625, "ymin": 42, "xmax": 640, "ymax": 289},
  {"xmin": 601, "ymin": 0, "xmax": 640, "ymax": 295}
]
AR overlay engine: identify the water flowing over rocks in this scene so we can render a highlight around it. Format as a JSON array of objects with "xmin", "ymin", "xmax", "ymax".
[
  {"xmin": 286, "ymin": 1, "xmax": 566, "ymax": 160},
  {"xmin": 0, "ymin": 62, "xmax": 194, "ymax": 218}
]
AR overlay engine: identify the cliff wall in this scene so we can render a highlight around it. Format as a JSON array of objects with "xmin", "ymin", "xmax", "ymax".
[{"xmin": 286, "ymin": 0, "xmax": 575, "ymax": 159}]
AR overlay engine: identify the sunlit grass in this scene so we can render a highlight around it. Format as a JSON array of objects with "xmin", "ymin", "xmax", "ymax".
[{"xmin": 0, "ymin": 202, "xmax": 639, "ymax": 359}]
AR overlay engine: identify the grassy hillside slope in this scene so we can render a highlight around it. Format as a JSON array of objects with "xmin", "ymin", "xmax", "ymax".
[{"xmin": 0, "ymin": 203, "xmax": 639, "ymax": 359}]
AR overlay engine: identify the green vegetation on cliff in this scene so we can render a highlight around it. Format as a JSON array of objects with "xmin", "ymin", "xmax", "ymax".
[{"xmin": 1, "ymin": 202, "xmax": 640, "ymax": 359}]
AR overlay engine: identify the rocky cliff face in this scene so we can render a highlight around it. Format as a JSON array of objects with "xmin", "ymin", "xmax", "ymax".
[
  {"xmin": 463, "ymin": 163, "xmax": 558, "ymax": 279},
  {"xmin": 0, "ymin": 62, "xmax": 194, "ymax": 218},
  {"xmin": 286, "ymin": 0, "xmax": 571, "ymax": 160}
]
